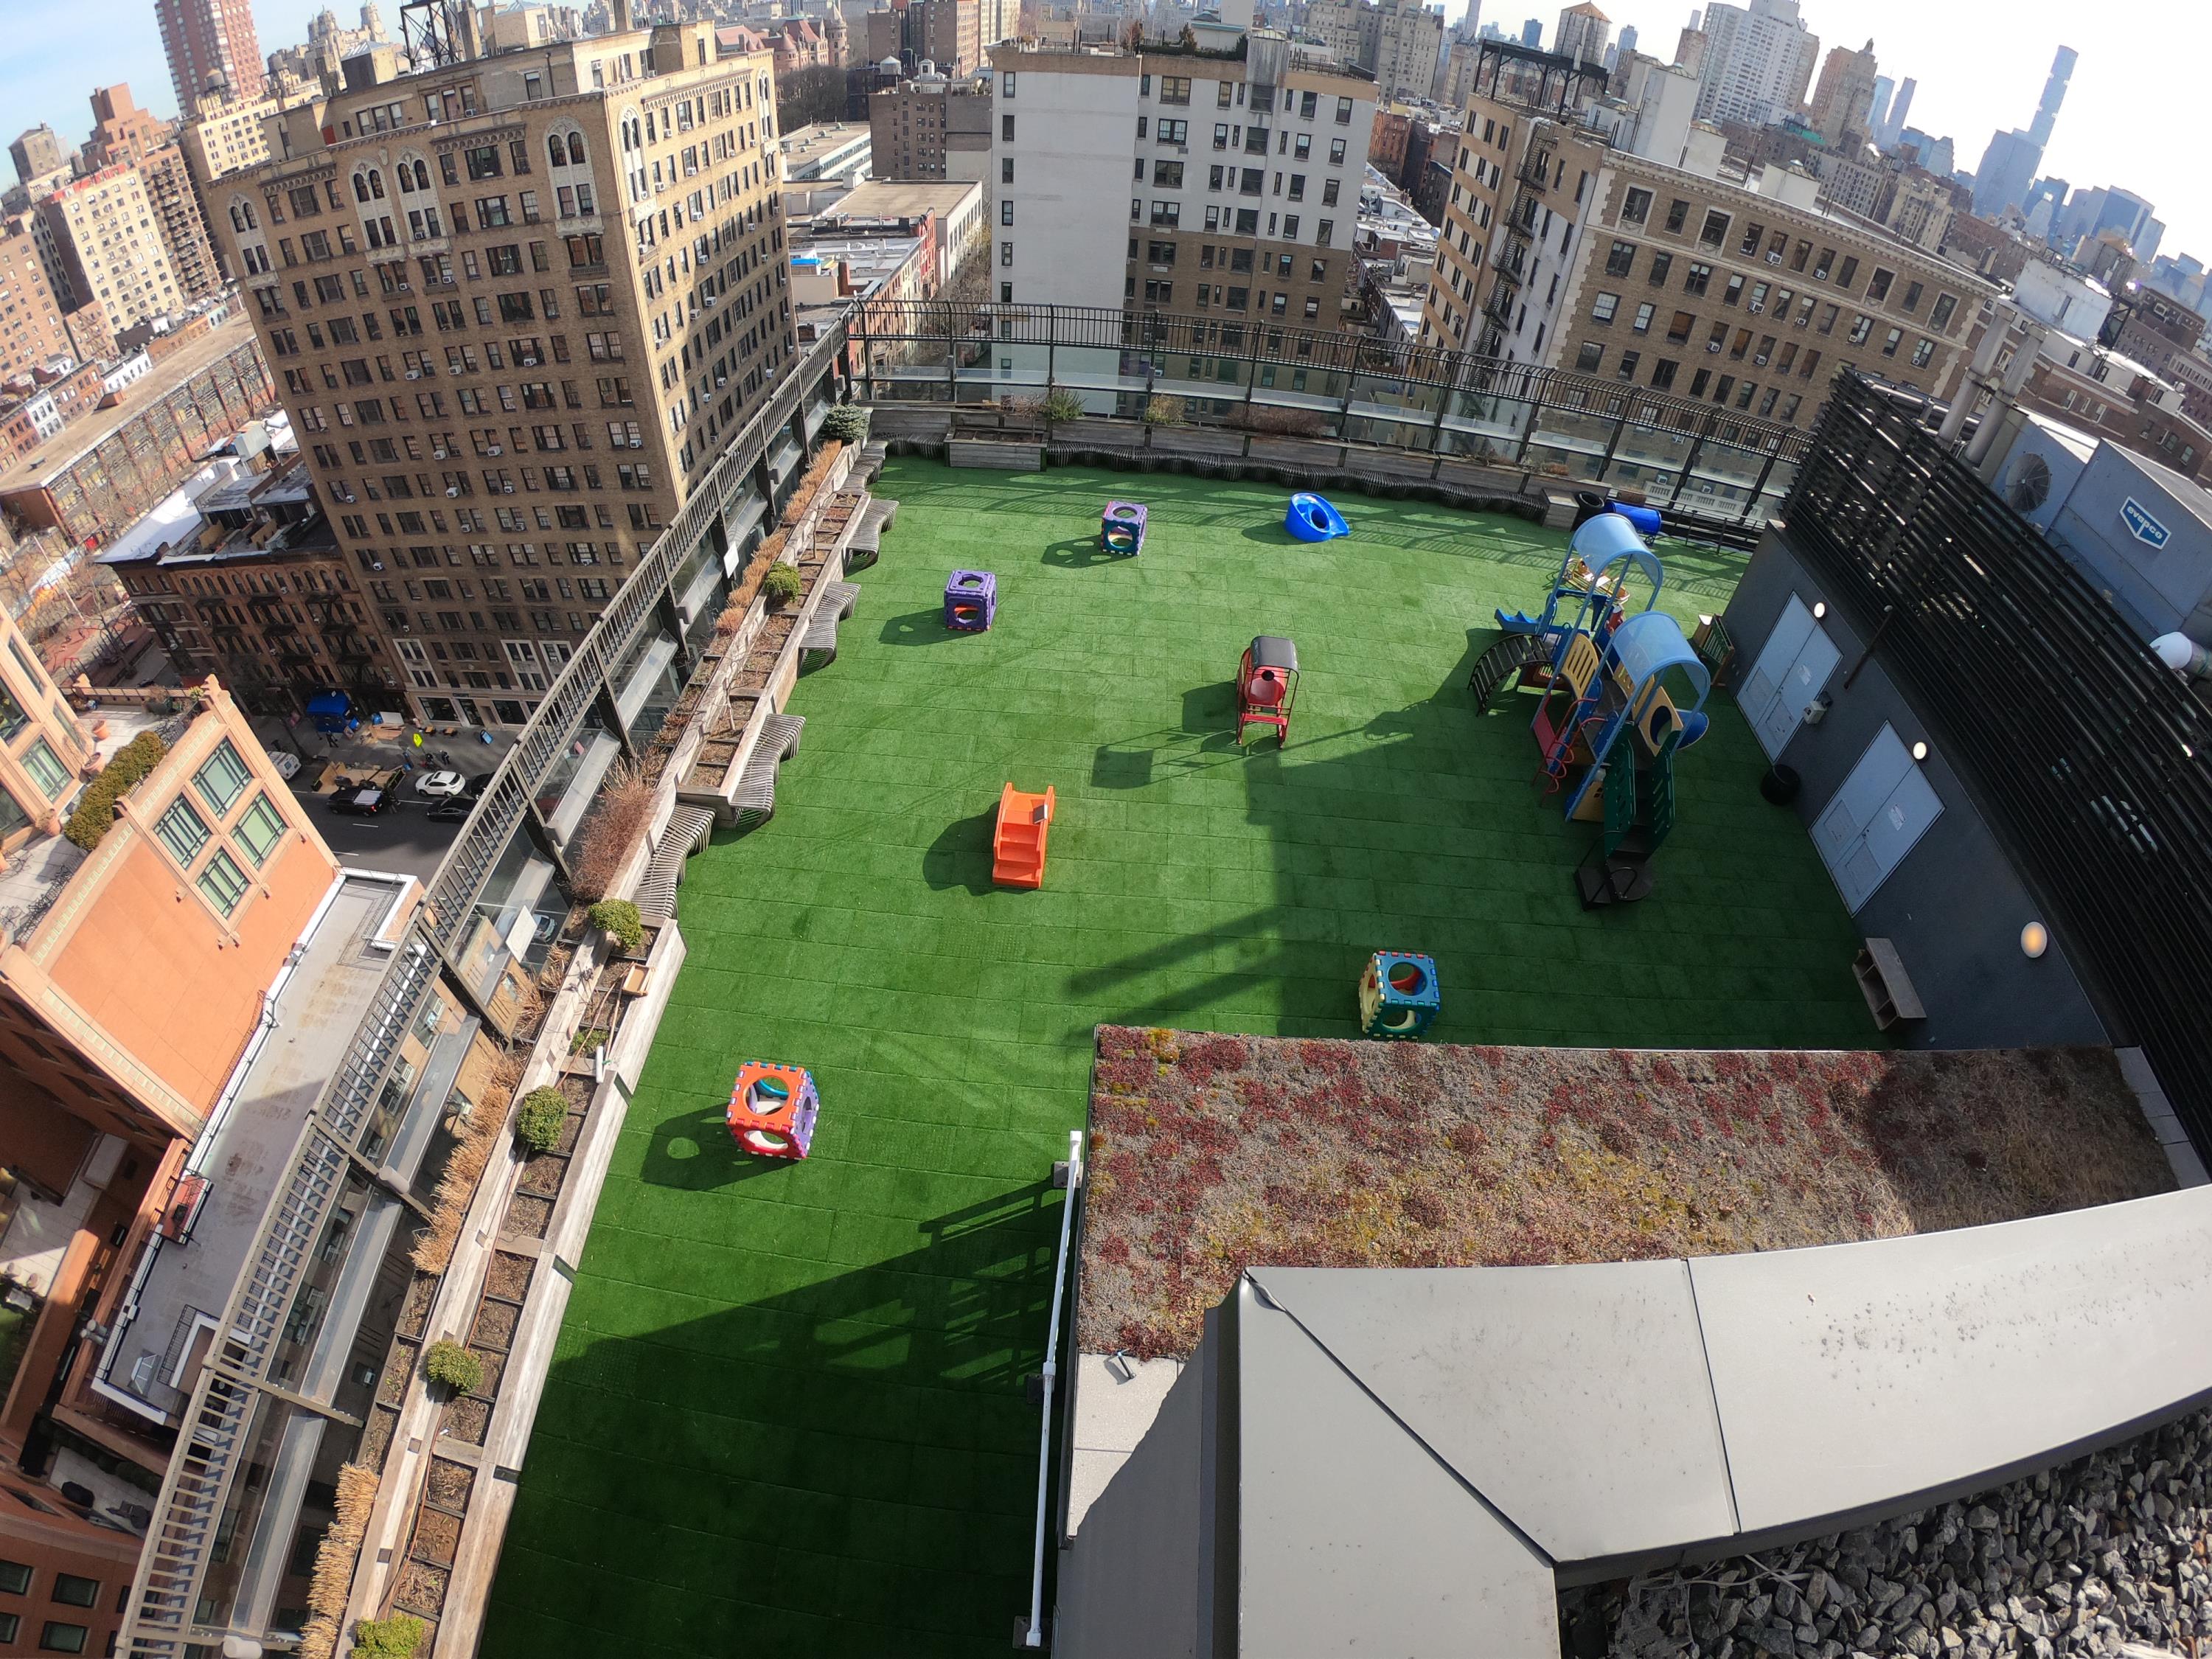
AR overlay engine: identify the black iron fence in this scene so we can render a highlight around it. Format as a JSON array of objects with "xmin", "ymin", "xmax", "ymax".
[{"xmin": 1785, "ymin": 371, "xmax": 2212, "ymax": 1153}]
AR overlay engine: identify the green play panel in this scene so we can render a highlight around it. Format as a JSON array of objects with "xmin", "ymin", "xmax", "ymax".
[{"xmin": 480, "ymin": 462, "xmax": 1873, "ymax": 1658}]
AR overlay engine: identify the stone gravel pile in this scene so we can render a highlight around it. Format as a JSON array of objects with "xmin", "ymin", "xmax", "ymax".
[{"xmin": 1563, "ymin": 1408, "xmax": 2212, "ymax": 1659}]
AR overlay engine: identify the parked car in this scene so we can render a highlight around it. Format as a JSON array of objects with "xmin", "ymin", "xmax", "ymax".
[
  {"xmin": 327, "ymin": 786, "xmax": 389, "ymax": 816},
  {"xmin": 425, "ymin": 797, "xmax": 476, "ymax": 824},
  {"xmin": 415, "ymin": 769, "xmax": 469, "ymax": 799},
  {"xmin": 268, "ymin": 751, "xmax": 301, "ymax": 781},
  {"xmin": 465, "ymin": 772, "xmax": 495, "ymax": 799}
]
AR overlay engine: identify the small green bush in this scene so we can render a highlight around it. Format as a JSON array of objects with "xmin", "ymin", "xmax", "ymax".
[
  {"xmin": 569, "ymin": 1026, "xmax": 611, "ymax": 1057},
  {"xmin": 588, "ymin": 898, "xmax": 644, "ymax": 953},
  {"xmin": 350, "ymin": 1614, "xmax": 427, "ymax": 1658},
  {"xmin": 62, "ymin": 731, "xmax": 167, "ymax": 851},
  {"xmin": 761, "ymin": 562, "xmax": 804, "ymax": 607},
  {"xmin": 423, "ymin": 1340, "xmax": 482, "ymax": 1396},
  {"xmin": 514, "ymin": 1087, "xmax": 567, "ymax": 1153},
  {"xmin": 1142, "ymin": 394, "xmax": 1186, "ymax": 428},
  {"xmin": 1041, "ymin": 387, "xmax": 1085, "ymax": 424},
  {"xmin": 821, "ymin": 404, "xmax": 870, "ymax": 442}
]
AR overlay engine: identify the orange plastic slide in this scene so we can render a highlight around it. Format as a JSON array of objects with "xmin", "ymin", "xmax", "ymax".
[{"xmin": 992, "ymin": 782, "xmax": 1055, "ymax": 888}]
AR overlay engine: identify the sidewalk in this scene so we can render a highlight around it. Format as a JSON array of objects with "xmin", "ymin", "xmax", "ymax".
[{"xmin": 247, "ymin": 710, "xmax": 519, "ymax": 785}]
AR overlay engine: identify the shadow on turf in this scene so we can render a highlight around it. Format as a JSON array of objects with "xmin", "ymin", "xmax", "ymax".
[
  {"xmin": 479, "ymin": 1189, "xmax": 1062, "ymax": 1655},
  {"xmin": 1040, "ymin": 536, "xmax": 1122, "ymax": 569},
  {"xmin": 922, "ymin": 808, "xmax": 999, "ymax": 894},
  {"xmin": 879, "ymin": 608, "xmax": 964, "ymax": 645}
]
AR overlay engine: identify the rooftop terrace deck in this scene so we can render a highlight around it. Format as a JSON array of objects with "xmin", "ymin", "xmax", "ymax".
[{"xmin": 481, "ymin": 460, "xmax": 1880, "ymax": 1656}]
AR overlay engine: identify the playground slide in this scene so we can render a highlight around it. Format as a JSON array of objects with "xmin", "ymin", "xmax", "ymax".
[
  {"xmin": 992, "ymin": 782, "xmax": 1055, "ymax": 888},
  {"xmin": 1286, "ymin": 493, "xmax": 1349, "ymax": 541},
  {"xmin": 1495, "ymin": 607, "xmax": 1544, "ymax": 634}
]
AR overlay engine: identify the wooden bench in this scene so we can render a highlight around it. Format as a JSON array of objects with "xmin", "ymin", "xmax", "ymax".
[{"xmin": 1853, "ymin": 937, "xmax": 1926, "ymax": 1032}]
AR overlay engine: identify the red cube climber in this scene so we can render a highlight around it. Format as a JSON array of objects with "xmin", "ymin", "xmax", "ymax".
[{"xmin": 727, "ymin": 1061, "xmax": 820, "ymax": 1159}]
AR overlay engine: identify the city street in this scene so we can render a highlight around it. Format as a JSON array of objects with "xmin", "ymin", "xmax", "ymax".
[{"xmin": 293, "ymin": 785, "xmax": 470, "ymax": 886}]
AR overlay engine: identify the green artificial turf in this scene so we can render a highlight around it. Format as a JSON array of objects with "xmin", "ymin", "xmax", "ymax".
[{"xmin": 481, "ymin": 462, "xmax": 1876, "ymax": 1658}]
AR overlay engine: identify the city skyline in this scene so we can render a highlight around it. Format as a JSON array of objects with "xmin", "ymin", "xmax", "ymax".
[{"xmin": 0, "ymin": 0, "xmax": 2206, "ymax": 264}]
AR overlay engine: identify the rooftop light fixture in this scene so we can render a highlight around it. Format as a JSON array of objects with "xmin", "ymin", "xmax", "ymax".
[
  {"xmin": 2021, "ymin": 921, "xmax": 2049, "ymax": 958},
  {"xmin": 1910, "ymin": 740, "xmax": 1928, "ymax": 762}
]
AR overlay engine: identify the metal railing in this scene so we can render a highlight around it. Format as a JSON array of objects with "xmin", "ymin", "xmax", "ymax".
[
  {"xmin": 850, "ymin": 301, "xmax": 1814, "ymax": 524},
  {"xmin": 121, "ymin": 322, "xmax": 850, "ymax": 1656},
  {"xmin": 1784, "ymin": 372, "xmax": 2212, "ymax": 1155}
]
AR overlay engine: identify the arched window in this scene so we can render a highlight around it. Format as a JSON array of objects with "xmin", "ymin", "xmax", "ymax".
[
  {"xmin": 412, "ymin": 159, "xmax": 430, "ymax": 190},
  {"xmin": 566, "ymin": 133, "xmax": 586, "ymax": 165},
  {"xmin": 548, "ymin": 133, "xmax": 566, "ymax": 169},
  {"xmin": 352, "ymin": 173, "xmax": 371, "ymax": 202}
]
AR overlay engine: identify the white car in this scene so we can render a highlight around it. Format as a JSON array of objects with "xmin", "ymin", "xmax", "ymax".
[
  {"xmin": 415, "ymin": 769, "xmax": 469, "ymax": 799},
  {"xmin": 268, "ymin": 751, "xmax": 301, "ymax": 781}
]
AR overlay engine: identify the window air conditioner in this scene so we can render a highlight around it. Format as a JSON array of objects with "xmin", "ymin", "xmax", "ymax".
[
  {"xmin": 446, "ymin": 487, "xmax": 461, "ymax": 496},
  {"xmin": 488, "ymin": 445, "xmax": 502, "ymax": 454},
  {"xmin": 1754, "ymin": 355, "xmax": 1769, "ymax": 366},
  {"xmin": 1747, "ymin": 302, "xmax": 1764, "ymax": 313},
  {"xmin": 371, "ymin": 560, "xmax": 385, "ymax": 570},
  {"xmin": 406, "ymin": 369, "xmax": 420, "ymax": 378},
  {"xmin": 1767, "ymin": 251, "xmax": 1783, "ymax": 265},
  {"xmin": 502, "ymin": 483, "xmax": 515, "ymax": 493},
  {"xmin": 1707, "ymin": 341, "xmax": 1722, "ymax": 352}
]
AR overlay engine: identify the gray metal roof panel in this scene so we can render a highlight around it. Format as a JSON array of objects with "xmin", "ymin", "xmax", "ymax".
[
  {"xmin": 1690, "ymin": 1184, "xmax": 2212, "ymax": 1536},
  {"xmin": 1235, "ymin": 1281, "xmax": 1557, "ymax": 1658},
  {"xmin": 1250, "ymin": 1262, "xmax": 1736, "ymax": 1563}
]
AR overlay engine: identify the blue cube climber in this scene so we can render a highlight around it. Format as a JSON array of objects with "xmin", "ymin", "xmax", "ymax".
[
  {"xmin": 945, "ymin": 568, "xmax": 998, "ymax": 632},
  {"xmin": 1357, "ymin": 951, "xmax": 1439, "ymax": 1039}
]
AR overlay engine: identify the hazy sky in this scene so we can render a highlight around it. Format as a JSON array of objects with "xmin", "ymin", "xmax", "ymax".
[{"xmin": 4, "ymin": 0, "xmax": 2205, "ymax": 260}]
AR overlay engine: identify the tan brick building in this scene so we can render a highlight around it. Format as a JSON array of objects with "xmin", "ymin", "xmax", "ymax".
[
  {"xmin": 870, "ymin": 76, "xmax": 992, "ymax": 184},
  {"xmin": 32, "ymin": 167, "xmax": 185, "ymax": 336},
  {"xmin": 0, "ymin": 223, "xmax": 80, "ymax": 383},
  {"xmin": 206, "ymin": 19, "xmax": 796, "ymax": 726},
  {"xmin": 1420, "ymin": 91, "xmax": 1995, "ymax": 431},
  {"xmin": 176, "ymin": 88, "xmax": 281, "ymax": 191},
  {"xmin": 83, "ymin": 86, "xmax": 226, "ymax": 305}
]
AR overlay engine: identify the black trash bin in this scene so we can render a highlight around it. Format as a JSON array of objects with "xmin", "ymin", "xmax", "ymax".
[
  {"xmin": 1568, "ymin": 490, "xmax": 1610, "ymax": 532},
  {"xmin": 1759, "ymin": 763, "xmax": 1801, "ymax": 805}
]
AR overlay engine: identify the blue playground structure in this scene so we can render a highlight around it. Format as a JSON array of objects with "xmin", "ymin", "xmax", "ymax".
[
  {"xmin": 1285, "ymin": 493, "xmax": 1349, "ymax": 540},
  {"xmin": 1494, "ymin": 511, "xmax": 1662, "ymax": 644},
  {"xmin": 1102, "ymin": 501, "xmax": 1148, "ymax": 554}
]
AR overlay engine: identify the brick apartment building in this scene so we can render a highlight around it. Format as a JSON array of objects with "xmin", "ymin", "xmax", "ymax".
[
  {"xmin": 32, "ymin": 167, "xmax": 186, "ymax": 338},
  {"xmin": 870, "ymin": 74, "xmax": 992, "ymax": 184},
  {"xmin": 205, "ymin": 18, "xmax": 797, "ymax": 726},
  {"xmin": 990, "ymin": 34, "xmax": 1377, "ymax": 330},
  {"xmin": 82, "ymin": 86, "xmax": 224, "ymax": 305},
  {"xmin": 1421, "ymin": 89, "xmax": 1994, "ymax": 430}
]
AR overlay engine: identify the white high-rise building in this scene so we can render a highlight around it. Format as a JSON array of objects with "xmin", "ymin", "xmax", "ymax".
[{"xmin": 1694, "ymin": 0, "xmax": 1819, "ymax": 128}]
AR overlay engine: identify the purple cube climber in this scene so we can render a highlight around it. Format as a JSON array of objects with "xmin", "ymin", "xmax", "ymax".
[
  {"xmin": 1102, "ymin": 501, "xmax": 1148, "ymax": 555},
  {"xmin": 945, "ymin": 569, "xmax": 998, "ymax": 632}
]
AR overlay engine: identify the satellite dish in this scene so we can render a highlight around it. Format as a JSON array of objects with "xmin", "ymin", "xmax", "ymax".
[{"xmin": 2006, "ymin": 451, "xmax": 2052, "ymax": 513}]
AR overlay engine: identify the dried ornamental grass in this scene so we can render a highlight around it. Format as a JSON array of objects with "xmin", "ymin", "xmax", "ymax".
[
  {"xmin": 408, "ymin": 1055, "xmax": 519, "ymax": 1276},
  {"xmin": 1079, "ymin": 1030, "xmax": 2171, "ymax": 1360},
  {"xmin": 296, "ymin": 1461, "xmax": 380, "ymax": 1659},
  {"xmin": 566, "ymin": 762, "xmax": 656, "ymax": 904}
]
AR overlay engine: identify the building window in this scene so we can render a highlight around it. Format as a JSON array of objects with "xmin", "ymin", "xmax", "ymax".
[
  {"xmin": 1698, "ymin": 209, "xmax": 1729, "ymax": 248},
  {"xmin": 1650, "ymin": 358, "xmax": 1678, "ymax": 390},
  {"xmin": 235, "ymin": 794, "xmax": 288, "ymax": 866},
  {"xmin": 197, "ymin": 849, "xmax": 251, "ymax": 918},
  {"xmin": 1836, "ymin": 257, "xmax": 1859, "ymax": 290},
  {"xmin": 21, "ymin": 740, "xmax": 69, "ymax": 801},
  {"xmin": 1621, "ymin": 187, "xmax": 1652, "ymax": 226},
  {"xmin": 1867, "ymin": 269, "xmax": 1894, "ymax": 302},
  {"xmin": 1002, "ymin": 71, "xmax": 1016, "ymax": 97},
  {"xmin": 1648, "ymin": 252, "xmax": 1673, "ymax": 287},
  {"xmin": 1902, "ymin": 280, "xmax": 1924, "ymax": 313},
  {"xmin": 1605, "ymin": 240, "xmax": 1636, "ymax": 277},
  {"xmin": 1910, "ymin": 336, "xmax": 1935, "ymax": 368},
  {"xmin": 1590, "ymin": 291, "xmax": 1619, "ymax": 324},
  {"xmin": 193, "ymin": 740, "xmax": 251, "ymax": 816},
  {"xmin": 37, "ymin": 1622, "xmax": 87, "ymax": 1653},
  {"xmin": 1881, "ymin": 326, "xmax": 1903, "ymax": 358},
  {"xmin": 0, "ymin": 1559, "xmax": 27, "ymax": 1593},
  {"xmin": 1666, "ymin": 311, "xmax": 1694, "ymax": 345},
  {"xmin": 1632, "ymin": 302, "xmax": 1654, "ymax": 335},
  {"xmin": 1615, "ymin": 350, "xmax": 1641, "ymax": 380},
  {"xmin": 1929, "ymin": 293, "xmax": 1958, "ymax": 331},
  {"xmin": 1002, "ymin": 114, "xmax": 1015, "ymax": 142},
  {"xmin": 0, "ymin": 1613, "xmax": 15, "ymax": 1642},
  {"xmin": 47, "ymin": 1577, "xmax": 96, "ymax": 1610},
  {"xmin": 1683, "ymin": 262, "xmax": 1712, "ymax": 296},
  {"xmin": 1574, "ymin": 341, "xmax": 1604, "ymax": 373},
  {"xmin": 1663, "ymin": 198, "xmax": 1689, "ymax": 234},
  {"xmin": 1000, "ymin": 240, "xmax": 1013, "ymax": 267},
  {"xmin": 0, "ymin": 683, "xmax": 25, "ymax": 742},
  {"xmin": 1001, "ymin": 199, "xmax": 1014, "ymax": 226},
  {"xmin": 155, "ymin": 797, "xmax": 210, "ymax": 865}
]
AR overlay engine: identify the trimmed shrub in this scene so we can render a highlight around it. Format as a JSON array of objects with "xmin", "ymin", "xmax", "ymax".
[
  {"xmin": 588, "ymin": 898, "xmax": 644, "ymax": 953},
  {"xmin": 822, "ymin": 403, "xmax": 871, "ymax": 442},
  {"xmin": 61, "ymin": 731, "xmax": 167, "ymax": 851},
  {"xmin": 349, "ymin": 1615, "xmax": 427, "ymax": 1658},
  {"xmin": 1142, "ymin": 394, "xmax": 1186, "ymax": 428},
  {"xmin": 1041, "ymin": 387, "xmax": 1085, "ymax": 424},
  {"xmin": 423, "ymin": 1340, "xmax": 482, "ymax": 1396},
  {"xmin": 761, "ymin": 563, "xmax": 804, "ymax": 607},
  {"xmin": 514, "ymin": 1086, "xmax": 568, "ymax": 1154},
  {"xmin": 569, "ymin": 1026, "xmax": 611, "ymax": 1057}
]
